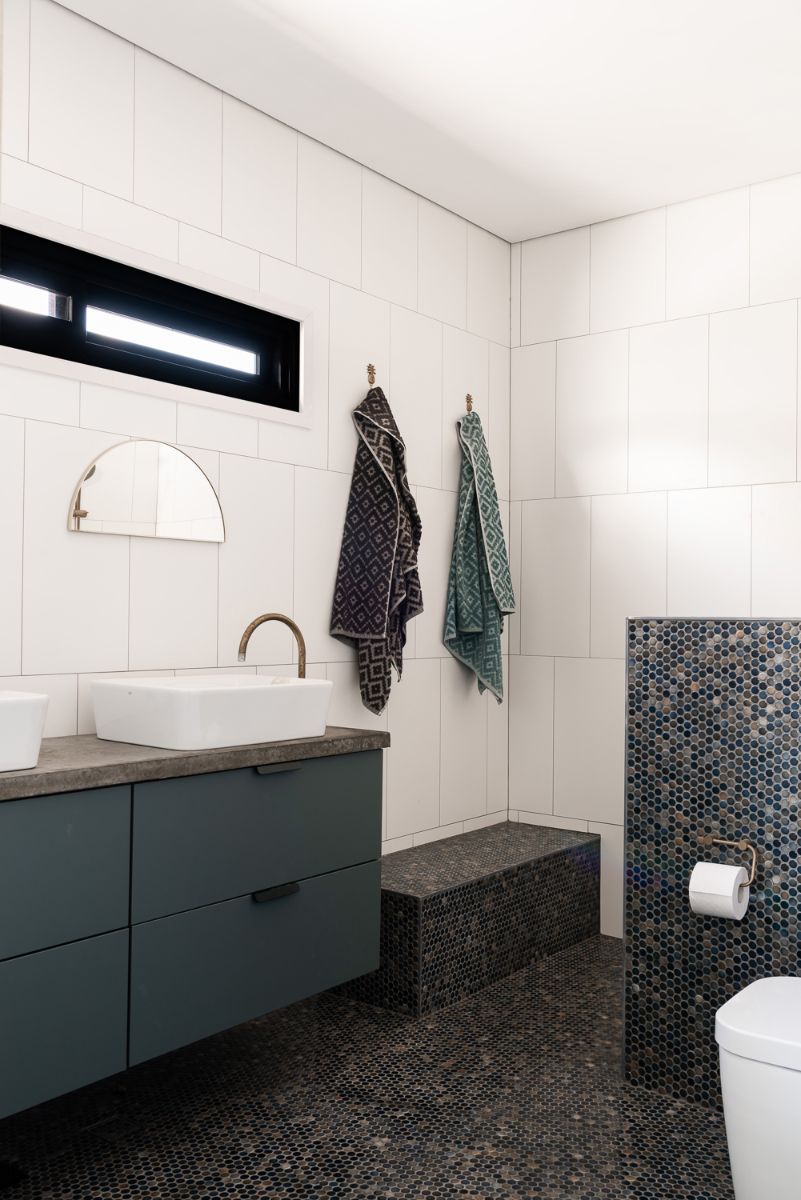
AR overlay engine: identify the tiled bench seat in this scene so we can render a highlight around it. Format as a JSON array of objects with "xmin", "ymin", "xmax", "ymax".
[{"xmin": 340, "ymin": 821, "xmax": 600, "ymax": 1015}]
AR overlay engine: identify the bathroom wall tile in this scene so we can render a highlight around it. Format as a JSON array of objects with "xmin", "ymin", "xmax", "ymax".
[
  {"xmin": 22, "ymin": 422, "xmax": 129, "ymax": 674},
  {"xmin": 517, "ymin": 811, "xmax": 589, "ymax": 833},
  {"xmin": 488, "ymin": 343, "xmax": 510, "ymax": 501},
  {"xmin": 467, "ymin": 225, "xmax": 510, "ymax": 346},
  {"xmin": 590, "ymin": 209, "xmax": 666, "ymax": 332},
  {"xmin": 510, "ymin": 343, "xmax": 556, "ymax": 501},
  {"xmin": 413, "ymin": 821, "xmax": 464, "ymax": 847},
  {"xmin": 554, "ymin": 657, "xmax": 625, "ymax": 825},
  {"xmin": 442, "ymin": 327, "xmax": 488, "ymax": 491},
  {"xmin": 667, "ymin": 487, "xmax": 751, "ymax": 617},
  {"xmin": 326, "ymin": 660, "xmax": 388, "ymax": 731},
  {"xmin": 77, "ymin": 669, "xmax": 173, "ymax": 734},
  {"xmin": 82, "ymin": 190, "xmax": 179, "ymax": 261},
  {"xmin": 217, "ymin": 454, "xmax": 294, "ymax": 666},
  {"xmin": 486, "ymin": 664, "xmax": 509, "ymax": 811},
  {"xmin": 440, "ymin": 658, "xmax": 487, "ymax": 824},
  {"xmin": 177, "ymin": 404, "xmax": 258, "ymax": 457},
  {"xmin": 464, "ymin": 810, "xmax": 507, "ymax": 833},
  {"xmin": 555, "ymin": 331, "xmax": 628, "ymax": 497},
  {"xmin": 414, "ymin": 486, "xmax": 457, "ymax": 659},
  {"xmin": 709, "ymin": 301, "xmax": 796, "ymax": 486},
  {"xmin": 1, "ymin": 154, "xmax": 82, "ymax": 226},
  {"xmin": 510, "ymin": 242, "xmax": 521, "ymax": 348},
  {"xmin": 509, "ymin": 655, "xmax": 554, "ymax": 814},
  {"xmin": 382, "ymin": 834, "xmax": 415, "ymax": 856},
  {"xmin": 520, "ymin": 497, "xmax": 591, "ymax": 657},
  {"xmin": 29, "ymin": 0, "xmax": 133, "ymax": 196},
  {"xmin": 418, "ymin": 199, "xmax": 467, "ymax": 328},
  {"xmin": 0, "ymin": 364, "xmax": 79, "ymax": 425},
  {"xmin": 259, "ymin": 256, "xmax": 330, "ymax": 469},
  {"xmin": 293, "ymin": 466, "xmax": 352, "ymax": 662},
  {"xmin": 1, "ymin": 0, "xmax": 30, "ymax": 160},
  {"xmin": 666, "ymin": 188, "xmax": 749, "ymax": 317},
  {"xmin": 750, "ymin": 173, "xmax": 801, "ymax": 304},
  {"xmin": 752, "ymin": 483, "xmax": 801, "ymax": 616},
  {"xmin": 178, "ymin": 226, "xmax": 260, "ymax": 291},
  {"xmin": 134, "ymin": 51, "xmax": 222, "ymax": 232},
  {"xmin": 361, "ymin": 171, "xmax": 417, "ymax": 309},
  {"xmin": 222, "ymin": 96, "xmax": 297, "ymax": 263},
  {"xmin": 385, "ymin": 658, "xmax": 440, "ymax": 839},
  {"xmin": 628, "ymin": 316, "xmax": 708, "ymax": 493},
  {"xmin": 507, "ymin": 501, "xmax": 522, "ymax": 654},
  {"xmin": 0, "ymin": 673, "xmax": 77, "ymax": 737},
  {"xmin": 591, "ymin": 492, "xmax": 667, "ymax": 659},
  {"xmin": 328, "ymin": 284, "xmax": 390, "ymax": 474},
  {"xmin": 129, "ymin": 537, "xmax": 218, "ymax": 670},
  {"xmin": 80, "ymin": 384, "xmax": 176, "ymax": 442},
  {"xmin": 389, "ymin": 306, "xmax": 443, "ymax": 490},
  {"xmin": 179, "ymin": 445, "xmax": 219, "ymax": 489},
  {"xmin": 0, "ymin": 417, "xmax": 24, "ymax": 676},
  {"xmin": 296, "ymin": 136, "xmax": 361, "ymax": 287},
  {"xmin": 520, "ymin": 226, "xmax": 590, "ymax": 344},
  {"xmin": 588, "ymin": 821, "xmax": 624, "ymax": 937}
]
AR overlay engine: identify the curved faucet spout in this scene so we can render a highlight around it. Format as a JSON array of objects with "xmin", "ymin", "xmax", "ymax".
[{"xmin": 237, "ymin": 613, "xmax": 307, "ymax": 678}]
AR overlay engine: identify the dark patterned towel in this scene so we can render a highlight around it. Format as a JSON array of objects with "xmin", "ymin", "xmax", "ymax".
[
  {"xmin": 330, "ymin": 387, "xmax": 423, "ymax": 714},
  {"xmin": 444, "ymin": 410, "xmax": 515, "ymax": 701}
]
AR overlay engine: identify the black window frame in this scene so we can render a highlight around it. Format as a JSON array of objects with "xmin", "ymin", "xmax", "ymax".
[{"xmin": 0, "ymin": 225, "xmax": 301, "ymax": 411}]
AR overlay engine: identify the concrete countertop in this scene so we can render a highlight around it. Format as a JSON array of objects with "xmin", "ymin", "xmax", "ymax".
[{"xmin": 0, "ymin": 727, "xmax": 391, "ymax": 802}]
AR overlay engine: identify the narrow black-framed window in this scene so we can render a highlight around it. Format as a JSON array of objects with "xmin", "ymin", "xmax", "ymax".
[{"xmin": 0, "ymin": 225, "xmax": 301, "ymax": 411}]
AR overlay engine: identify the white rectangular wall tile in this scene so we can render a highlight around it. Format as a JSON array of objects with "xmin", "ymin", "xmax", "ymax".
[
  {"xmin": 414, "ymin": 486, "xmax": 457, "ymax": 659},
  {"xmin": 486, "ymin": 670, "xmax": 509, "ymax": 811},
  {"xmin": 510, "ymin": 242, "xmax": 521, "ymax": 348},
  {"xmin": 509, "ymin": 656, "xmax": 554, "ymax": 813},
  {"xmin": 361, "ymin": 171, "xmax": 417, "ymax": 309},
  {"xmin": 178, "ymin": 226, "xmax": 259, "ymax": 291},
  {"xmin": 217, "ymin": 454, "xmax": 294, "ymax": 665},
  {"xmin": 0, "ymin": 417, "xmax": 24, "ymax": 675},
  {"xmin": 554, "ymin": 657, "xmax": 625, "ymax": 825},
  {"xmin": 222, "ymin": 96, "xmax": 297, "ymax": 263},
  {"xmin": 440, "ymin": 658, "xmax": 487, "ymax": 824},
  {"xmin": 666, "ymin": 188, "xmax": 749, "ymax": 318},
  {"xmin": 134, "ymin": 51, "xmax": 222, "ymax": 232},
  {"xmin": 297, "ymin": 137, "xmax": 361, "ymax": 288},
  {"xmin": 328, "ymin": 285, "xmax": 390, "ymax": 474},
  {"xmin": 442, "ymin": 327, "xmax": 488, "ymax": 491},
  {"xmin": 389, "ymin": 307, "xmax": 443, "ymax": 489},
  {"xmin": 414, "ymin": 822, "xmax": 463, "ymax": 847},
  {"xmin": 628, "ymin": 316, "xmax": 708, "ymax": 493},
  {"xmin": 667, "ymin": 487, "xmax": 751, "ymax": 617},
  {"xmin": 326, "ymin": 660, "xmax": 388, "ymax": 732},
  {"xmin": 1, "ymin": 154, "xmax": 82, "ymax": 226},
  {"xmin": 521, "ymin": 226, "xmax": 590, "ymax": 344},
  {"xmin": 293, "ymin": 467, "xmax": 352, "ymax": 662},
  {"xmin": 129, "ymin": 538, "xmax": 218, "ymax": 670},
  {"xmin": 591, "ymin": 492, "xmax": 667, "ymax": 658},
  {"xmin": 516, "ymin": 811, "xmax": 589, "ymax": 832},
  {"xmin": 82, "ymin": 190, "xmax": 179, "ymax": 261},
  {"xmin": 80, "ymin": 384, "xmax": 176, "ymax": 442},
  {"xmin": 520, "ymin": 498, "xmax": 591, "ymax": 657},
  {"xmin": 709, "ymin": 302, "xmax": 797, "ymax": 487},
  {"xmin": 750, "ymin": 174, "xmax": 801, "ymax": 305},
  {"xmin": 22, "ymin": 423, "xmax": 129, "ymax": 674},
  {"xmin": 0, "ymin": 364, "xmax": 79, "ymax": 424},
  {"xmin": 488, "ymin": 344, "xmax": 511, "ymax": 501},
  {"xmin": 0, "ymin": 673, "xmax": 77, "ymax": 737},
  {"xmin": 507, "ymin": 501, "xmax": 522, "ymax": 654},
  {"xmin": 418, "ymin": 199, "xmax": 467, "ymax": 328},
  {"xmin": 385, "ymin": 658, "xmax": 440, "ymax": 839},
  {"xmin": 555, "ymin": 331, "xmax": 628, "ymax": 497},
  {"xmin": 752, "ymin": 483, "xmax": 801, "ymax": 616},
  {"xmin": 467, "ymin": 225, "xmax": 510, "ymax": 345},
  {"xmin": 29, "ymin": 0, "xmax": 133, "ymax": 196},
  {"xmin": 1, "ymin": 0, "xmax": 30, "ymax": 160},
  {"xmin": 177, "ymin": 404, "xmax": 258, "ymax": 457},
  {"xmin": 464, "ymin": 811, "xmax": 507, "ymax": 833},
  {"xmin": 510, "ymin": 343, "xmax": 556, "ymax": 501},
  {"xmin": 588, "ymin": 821, "xmax": 624, "ymax": 937},
  {"xmin": 590, "ymin": 209, "xmax": 666, "ymax": 332}
]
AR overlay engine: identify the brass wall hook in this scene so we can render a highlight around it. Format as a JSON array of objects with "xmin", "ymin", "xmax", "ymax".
[
  {"xmin": 367, "ymin": 363, "xmax": 376, "ymax": 387},
  {"xmin": 465, "ymin": 393, "xmax": 473, "ymax": 413},
  {"xmin": 697, "ymin": 835, "xmax": 758, "ymax": 893}
]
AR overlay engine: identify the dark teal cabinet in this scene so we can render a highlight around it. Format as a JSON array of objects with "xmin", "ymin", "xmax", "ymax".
[{"xmin": 0, "ymin": 751, "xmax": 383, "ymax": 1120}]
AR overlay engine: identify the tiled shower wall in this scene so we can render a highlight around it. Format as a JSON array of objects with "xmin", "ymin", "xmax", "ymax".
[
  {"xmin": 510, "ymin": 177, "xmax": 801, "ymax": 935},
  {"xmin": 0, "ymin": 0, "xmax": 511, "ymax": 851}
]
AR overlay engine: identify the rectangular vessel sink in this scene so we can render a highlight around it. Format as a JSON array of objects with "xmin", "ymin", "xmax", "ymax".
[{"xmin": 92, "ymin": 675, "xmax": 333, "ymax": 751}]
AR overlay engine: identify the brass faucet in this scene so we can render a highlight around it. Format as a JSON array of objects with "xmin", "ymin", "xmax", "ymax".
[{"xmin": 237, "ymin": 613, "xmax": 307, "ymax": 677}]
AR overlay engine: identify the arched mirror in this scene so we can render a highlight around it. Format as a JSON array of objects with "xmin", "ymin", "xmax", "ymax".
[{"xmin": 68, "ymin": 440, "xmax": 225, "ymax": 542}]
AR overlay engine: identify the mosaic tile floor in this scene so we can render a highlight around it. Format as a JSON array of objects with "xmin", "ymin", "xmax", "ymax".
[{"xmin": 0, "ymin": 936, "xmax": 733, "ymax": 1199}]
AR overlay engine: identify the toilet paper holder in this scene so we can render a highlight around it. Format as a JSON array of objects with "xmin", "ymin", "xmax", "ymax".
[{"xmin": 697, "ymin": 835, "xmax": 757, "ymax": 893}]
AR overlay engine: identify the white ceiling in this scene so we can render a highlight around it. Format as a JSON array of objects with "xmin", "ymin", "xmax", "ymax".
[{"xmin": 61, "ymin": 0, "xmax": 801, "ymax": 243}]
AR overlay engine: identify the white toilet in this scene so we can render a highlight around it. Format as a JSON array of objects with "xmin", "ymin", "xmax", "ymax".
[{"xmin": 716, "ymin": 977, "xmax": 801, "ymax": 1199}]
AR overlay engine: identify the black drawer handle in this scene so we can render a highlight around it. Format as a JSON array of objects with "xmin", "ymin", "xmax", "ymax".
[
  {"xmin": 251, "ymin": 882, "xmax": 300, "ymax": 904},
  {"xmin": 255, "ymin": 764, "xmax": 302, "ymax": 777}
]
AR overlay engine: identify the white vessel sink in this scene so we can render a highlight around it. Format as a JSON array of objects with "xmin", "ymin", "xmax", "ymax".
[
  {"xmin": 92, "ymin": 675, "xmax": 333, "ymax": 751},
  {"xmin": 0, "ymin": 691, "xmax": 49, "ymax": 771}
]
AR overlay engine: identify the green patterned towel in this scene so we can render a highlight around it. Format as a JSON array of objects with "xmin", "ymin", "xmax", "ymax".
[{"xmin": 444, "ymin": 410, "xmax": 515, "ymax": 701}]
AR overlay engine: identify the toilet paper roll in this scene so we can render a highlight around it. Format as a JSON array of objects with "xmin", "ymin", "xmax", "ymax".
[{"xmin": 689, "ymin": 862, "xmax": 749, "ymax": 919}]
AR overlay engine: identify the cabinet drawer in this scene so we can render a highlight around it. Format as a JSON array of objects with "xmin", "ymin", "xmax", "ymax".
[
  {"xmin": 131, "ymin": 751, "xmax": 382, "ymax": 922},
  {"xmin": 0, "ymin": 786, "xmax": 130, "ymax": 960},
  {"xmin": 0, "ymin": 930, "xmax": 128, "ymax": 1119},
  {"xmin": 129, "ymin": 859, "xmax": 380, "ymax": 1065}
]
